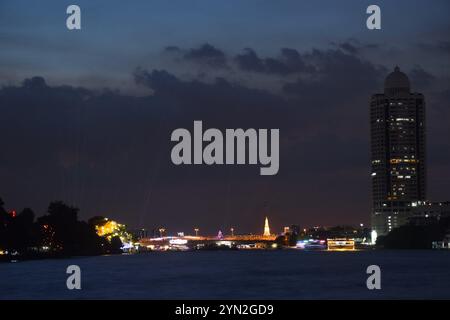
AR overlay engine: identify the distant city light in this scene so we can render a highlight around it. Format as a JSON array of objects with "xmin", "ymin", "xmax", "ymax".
[
  {"xmin": 371, "ymin": 230, "xmax": 378, "ymax": 244},
  {"xmin": 169, "ymin": 239, "xmax": 188, "ymax": 245},
  {"xmin": 216, "ymin": 241, "xmax": 232, "ymax": 247}
]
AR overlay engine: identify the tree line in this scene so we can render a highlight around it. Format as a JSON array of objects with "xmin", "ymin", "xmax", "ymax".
[{"xmin": 0, "ymin": 197, "xmax": 123, "ymax": 261}]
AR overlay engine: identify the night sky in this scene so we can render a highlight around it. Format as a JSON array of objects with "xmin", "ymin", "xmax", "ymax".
[{"xmin": 1, "ymin": 0, "xmax": 449, "ymax": 235}]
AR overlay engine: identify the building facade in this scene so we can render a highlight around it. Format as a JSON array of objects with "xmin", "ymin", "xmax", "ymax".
[{"xmin": 370, "ymin": 67, "xmax": 426, "ymax": 236}]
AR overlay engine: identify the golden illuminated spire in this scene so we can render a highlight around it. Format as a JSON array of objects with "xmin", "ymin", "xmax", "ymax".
[{"xmin": 263, "ymin": 217, "xmax": 271, "ymax": 236}]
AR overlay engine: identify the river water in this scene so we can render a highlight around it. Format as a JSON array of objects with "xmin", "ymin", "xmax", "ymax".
[{"xmin": 1, "ymin": 250, "xmax": 449, "ymax": 299}]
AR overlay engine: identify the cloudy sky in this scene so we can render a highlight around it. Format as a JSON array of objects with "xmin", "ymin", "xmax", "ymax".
[{"xmin": 1, "ymin": 0, "xmax": 449, "ymax": 234}]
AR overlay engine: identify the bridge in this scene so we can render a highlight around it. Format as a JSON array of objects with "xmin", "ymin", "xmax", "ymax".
[
  {"xmin": 138, "ymin": 217, "xmax": 278, "ymax": 248},
  {"xmin": 139, "ymin": 234, "xmax": 277, "ymax": 246}
]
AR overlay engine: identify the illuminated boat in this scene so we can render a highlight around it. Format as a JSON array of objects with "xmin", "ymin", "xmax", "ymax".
[
  {"xmin": 296, "ymin": 239, "xmax": 327, "ymax": 250},
  {"xmin": 326, "ymin": 238, "xmax": 355, "ymax": 251}
]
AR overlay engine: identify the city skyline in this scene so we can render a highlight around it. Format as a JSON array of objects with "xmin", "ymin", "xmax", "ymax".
[
  {"xmin": 2, "ymin": 1, "xmax": 450, "ymax": 303},
  {"xmin": 1, "ymin": 1, "xmax": 450, "ymax": 234}
]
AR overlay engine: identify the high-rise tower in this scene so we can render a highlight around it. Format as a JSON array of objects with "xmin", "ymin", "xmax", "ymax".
[{"xmin": 370, "ymin": 66, "xmax": 426, "ymax": 236}]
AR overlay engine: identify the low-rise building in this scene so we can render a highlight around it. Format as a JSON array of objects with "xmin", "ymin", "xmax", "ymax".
[{"xmin": 410, "ymin": 201, "xmax": 450, "ymax": 225}]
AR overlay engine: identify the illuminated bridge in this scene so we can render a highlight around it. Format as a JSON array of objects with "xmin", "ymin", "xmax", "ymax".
[
  {"xmin": 139, "ymin": 234, "xmax": 277, "ymax": 246},
  {"xmin": 139, "ymin": 217, "xmax": 277, "ymax": 247}
]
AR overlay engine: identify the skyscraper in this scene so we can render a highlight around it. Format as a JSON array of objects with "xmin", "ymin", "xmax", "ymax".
[{"xmin": 370, "ymin": 67, "xmax": 426, "ymax": 236}]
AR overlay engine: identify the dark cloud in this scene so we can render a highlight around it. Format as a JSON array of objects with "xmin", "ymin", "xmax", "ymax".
[
  {"xmin": 164, "ymin": 43, "xmax": 228, "ymax": 68},
  {"xmin": 436, "ymin": 41, "xmax": 450, "ymax": 54},
  {"xmin": 0, "ymin": 68, "xmax": 372, "ymax": 231},
  {"xmin": 134, "ymin": 68, "xmax": 180, "ymax": 93},
  {"xmin": 184, "ymin": 43, "xmax": 227, "ymax": 68},
  {"xmin": 234, "ymin": 48, "xmax": 264, "ymax": 72},
  {"xmin": 334, "ymin": 39, "xmax": 380, "ymax": 55},
  {"xmin": 338, "ymin": 42, "xmax": 359, "ymax": 55},
  {"xmin": 283, "ymin": 48, "xmax": 386, "ymax": 100},
  {"xmin": 234, "ymin": 48, "xmax": 315, "ymax": 75},
  {"xmin": 409, "ymin": 66, "xmax": 436, "ymax": 89},
  {"xmin": 22, "ymin": 76, "xmax": 48, "ymax": 89},
  {"xmin": 164, "ymin": 46, "xmax": 182, "ymax": 53},
  {"xmin": 418, "ymin": 41, "xmax": 450, "ymax": 55},
  {"xmin": 1, "ymin": 44, "xmax": 449, "ymax": 233}
]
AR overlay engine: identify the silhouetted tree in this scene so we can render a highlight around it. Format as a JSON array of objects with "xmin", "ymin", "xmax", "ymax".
[
  {"xmin": 377, "ymin": 218, "xmax": 450, "ymax": 249},
  {"xmin": 274, "ymin": 233, "xmax": 297, "ymax": 247},
  {"xmin": 275, "ymin": 235, "xmax": 285, "ymax": 246},
  {"xmin": 110, "ymin": 236, "xmax": 123, "ymax": 254},
  {"xmin": 37, "ymin": 201, "xmax": 103, "ymax": 255},
  {"xmin": 6, "ymin": 208, "xmax": 38, "ymax": 253},
  {"xmin": 0, "ymin": 197, "xmax": 122, "ymax": 259},
  {"xmin": 75, "ymin": 220, "xmax": 105, "ymax": 255},
  {"xmin": 0, "ymin": 197, "xmax": 11, "ymax": 251},
  {"xmin": 88, "ymin": 216, "xmax": 107, "ymax": 227}
]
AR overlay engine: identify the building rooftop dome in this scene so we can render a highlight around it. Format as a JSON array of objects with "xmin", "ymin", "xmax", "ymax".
[{"xmin": 384, "ymin": 66, "xmax": 410, "ymax": 94}]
